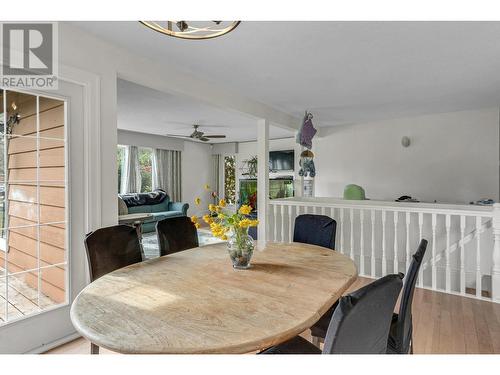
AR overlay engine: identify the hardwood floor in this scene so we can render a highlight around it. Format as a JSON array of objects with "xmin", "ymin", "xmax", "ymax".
[{"xmin": 46, "ymin": 277, "xmax": 500, "ymax": 354}]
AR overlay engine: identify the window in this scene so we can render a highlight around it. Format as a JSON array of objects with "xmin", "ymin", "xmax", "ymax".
[
  {"xmin": 117, "ymin": 145, "xmax": 154, "ymax": 193},
  {"xmin": 117, "ymin": 145, "xmax": 125, "ymax": 192},
  {"xmin": 138, "ymin": 148, "xmax": 153, "ymax": 193},
  {"xmin": 224, "ymin": 155, "xmax": 236, "ymax": 205}
]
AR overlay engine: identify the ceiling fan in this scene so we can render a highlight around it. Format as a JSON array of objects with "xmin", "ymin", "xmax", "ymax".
[{"xmin": 166, "ymin": 124, "xmax": 226, "ymax": 142}]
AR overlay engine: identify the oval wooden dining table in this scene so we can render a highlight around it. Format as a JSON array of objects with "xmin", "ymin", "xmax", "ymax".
[{"xmin": 70, "ymin": 241, "xmax": 357, "ymax": 354}]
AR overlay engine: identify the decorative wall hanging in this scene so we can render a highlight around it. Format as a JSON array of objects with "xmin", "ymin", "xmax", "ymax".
[{"xmin": 296, "ymin": 111, "xmax": 317, "ymax": 149}]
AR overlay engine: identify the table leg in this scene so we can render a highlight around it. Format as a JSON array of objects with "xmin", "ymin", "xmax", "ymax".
[
  {"xmin": 134, "ymin": 221, "xmax": 146, "ymax": 259},
  {"xmin": 91, "ymin": 343, "xmax": 100, "ymax": 354},
  {"xmin": 133, "ymin": 221, "xmax": 143, "ymax": 242}
]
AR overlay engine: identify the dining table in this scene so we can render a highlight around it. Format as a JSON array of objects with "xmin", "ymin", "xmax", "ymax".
[{"xmin": 70, "ymin": 241, "xmax": 357, "ymax": 354}]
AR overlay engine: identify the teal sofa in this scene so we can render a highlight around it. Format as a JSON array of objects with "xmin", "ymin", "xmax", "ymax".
[{"xmin": 126, "ymin": 197, "xmax": 189, "ymax": 233}]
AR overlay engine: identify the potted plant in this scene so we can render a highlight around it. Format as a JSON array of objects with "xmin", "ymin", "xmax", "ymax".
[{"xmin": 192, "ymin": 185, "xmax": 258, "ymax": 269}]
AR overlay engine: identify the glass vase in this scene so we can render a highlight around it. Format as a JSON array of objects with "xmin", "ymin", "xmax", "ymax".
[{"xmin": 227, "ymin": 227, "xmax": 254, "ymax": 269}]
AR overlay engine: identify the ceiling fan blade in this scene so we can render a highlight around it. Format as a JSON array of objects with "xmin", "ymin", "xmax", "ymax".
[
  {"xmin": 205, "ymin": 135, "xmax": 226, "ymax": 138},
  {"xmin": 165, "ymin": 134, "xmax": 193, "ymax": 139}
]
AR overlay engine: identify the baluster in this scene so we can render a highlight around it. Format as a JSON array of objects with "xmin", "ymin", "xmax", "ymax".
[
  {"xmin": 382, "ymin": 211, "xmax": 387, "ymax": 275},
  {"xmin": 350, "ymin": 208, "xmax": 354, "ymax": 260},
  {"xmin": 476, "ymin": 216, "xmax": 482, "ymax": 298},
  {"xmin": 492, "ymin": 204, "xmax": 500, "ymax": 302},
  {"xmin": 460, "ymin": 215, "xmax": 466, "ymax": 295},
  {"xmin": 405, "ymin": 212, "xmax": 411, "ymax": 271},
  {"xmin": 321, "ymin": 206, "xmax": 326, "ymax": 216},
  {"xmin": 313, "ymin": 206, "xmax": 318, "ymax": 214},
  {"xmin": 273, "ymin": 204, "xmax": 278, "ymax": 242},
  {"xmin": 288, "ymin": 205, "xmax": 293, "ymax": 243},
  {"xmin": 371, "ymin": 210, "xmax": 376, "ymax": 277},
  {"xmin": 360, "ymin": 210, "xmax": 365, "ymax": 275},
  {"xmin": 418, "ymin": 212, "xmax": 424, "ymax": 287},
  {"xmin": 280, "ymin": 205, "xmax": 285, "ymax": 242},
  {"xmin": 340, "ymin": 208, "xmax": 344, "ymax": 254},
  {"xmin": 445, "ymin": 214, "xmax": 451, "ymax": 293},
  {"xmin": 393, "ymin": 211, "xmax": 399, "ymax": 273},
  {"xmin": 431, "ymin": 213, "xmax": 437, "ymax": 290}
]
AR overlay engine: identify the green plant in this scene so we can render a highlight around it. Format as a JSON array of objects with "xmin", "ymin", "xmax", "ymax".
[{"xmin": 224, "ymin": 155, "xmax": 236, "ymax": 204}]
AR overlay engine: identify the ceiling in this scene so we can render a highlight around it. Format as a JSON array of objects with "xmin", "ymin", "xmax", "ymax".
[
  {"xmin": 117, "ymin": 79, "xmax": 294, "ymax": 143},
  {"xmin": 77, "ymin": 21, "xmax": 500, "ymax": 129}
]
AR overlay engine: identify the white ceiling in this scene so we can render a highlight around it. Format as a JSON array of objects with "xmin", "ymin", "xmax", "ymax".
[
  {"xmin": 117, "ymin": 78, "xmax": 294, "ymax": 143},
  {"xmin": 77, "ymin": 21, "xmax": 500, "ymax": 129}
]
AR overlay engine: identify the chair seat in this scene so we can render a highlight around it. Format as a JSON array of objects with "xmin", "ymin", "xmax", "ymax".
[
  {"xmin": 310, "ymin": 302, "xmax": 338, "ymax": 338},
  {"xmin": 260, "ymin": 336, "xmax": 322, "ymax": 354}
]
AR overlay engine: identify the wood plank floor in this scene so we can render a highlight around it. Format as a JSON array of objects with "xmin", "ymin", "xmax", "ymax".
[
  {"xmin": 46, "ymin": 277, "xmax": 500, "ymax": 354},
  {"xmin": 0, "ymin": 267, "xmax": 58, "ymax": 323}
]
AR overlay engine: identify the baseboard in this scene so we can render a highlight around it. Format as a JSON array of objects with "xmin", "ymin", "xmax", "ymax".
[{"xmin": 26, "ymin": 332, "xmax": 81, "ymax": 354}]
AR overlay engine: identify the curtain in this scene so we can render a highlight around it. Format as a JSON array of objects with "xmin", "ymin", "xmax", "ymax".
[
  {"xmin": 120, "ymin": 145, "xmax": 141, "ymax": 193},
  {"xmin": 152, "ymin": 149, "xmax": 182, "ymax": 201},
  {"xmin": 212, "ymin": 154, "xmax": 221, "ymax": 204}
]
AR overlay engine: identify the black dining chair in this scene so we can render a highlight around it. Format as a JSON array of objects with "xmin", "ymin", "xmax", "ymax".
[
  {"xmin": 84, "ymin": 224, "xmax": 144, "ymax": 354},
  {"xmin": 387, "ymin": 239, "xmax": 428, "ymax": 354},
  {"xmin": 260, "ymin": 273, "xmax": 404, "ymax": 354},
  {"xmin": 293, "ymin": 214, "xmax": 337, "ymax": 346},
  {"xmin": 156, "ymin": 216, "xmax": 199, "ymax": 257},
  {"xmin": 293, "ymin": 214, "xmax": 336, "ymax": 249}
]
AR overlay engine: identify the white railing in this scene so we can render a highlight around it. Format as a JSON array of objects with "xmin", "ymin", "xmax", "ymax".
[{"xmin": 268, "ymin": 197, "xmax": 500, "ymax": 303}]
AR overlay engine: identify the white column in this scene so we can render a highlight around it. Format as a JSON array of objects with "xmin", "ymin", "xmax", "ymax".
[
  {"xmin": 492, "ymin": 204, "xmax": 500, "ymax": 302},
  {"xmin": 257, "ymin": 119, "xmax": 270, "ymax": 245}
]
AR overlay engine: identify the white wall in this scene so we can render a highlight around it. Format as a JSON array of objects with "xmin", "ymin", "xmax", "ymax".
[
  {"xmin": 118, "ymin": 129, "xmax": 185, "ymax": 151},
  {"xmin": 117, "ymin": 130, "xmax": 212, "ymax": 216},
  {"xmin": 315, "ymin": 108, "xmax": 499, "ymax": 204},
  {"xmin": 230, "ymin": 108, "xmax": 499, "ymax": 205},
  {"xmin": 181, "ymin": 141, "xmax": 213, "ymax": 217}
]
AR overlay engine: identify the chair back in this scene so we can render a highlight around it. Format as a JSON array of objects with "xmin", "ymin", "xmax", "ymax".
[
  {"xmin": 323, "ymin": 273, "xmax": 403, "ymax": 354},
  {"xmin": 84, "ymin": 225, "xmax": 143, "ymax": 281},
  {"xmin": 293, "ymin": 214, "xmax": 336, "ymax": 250},
  {"xmin": 394, "ymin": 239, "xmax": 428, "ymax": 352},
  {"xmin": 156, "ymin": 216, "xmax": 199, "ymax": 256}
]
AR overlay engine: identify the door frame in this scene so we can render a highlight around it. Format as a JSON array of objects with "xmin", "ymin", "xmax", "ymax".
[{"xmin": 0, "ymin": 64, "xmax": 101, "ymax": 353}]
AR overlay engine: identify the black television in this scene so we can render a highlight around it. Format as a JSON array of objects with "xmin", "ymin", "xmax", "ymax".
[{"xmin": 269, "ymin": 150, "xmax": 295, "ymax": 171}]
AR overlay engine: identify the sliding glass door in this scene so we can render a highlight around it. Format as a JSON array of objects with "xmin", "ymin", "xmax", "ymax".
[
  {"xmin": 0, "ymin": 80, "xmax": 87, "ymax": 353},
  {"xmin": 0, "ymin": 89, "xmax": 67, "ymax": 325}
]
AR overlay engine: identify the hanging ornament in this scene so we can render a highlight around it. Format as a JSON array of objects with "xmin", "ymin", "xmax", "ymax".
[
  {"xmin": 296, "ymin": 111, "xmax": 317, "ymax": 149},
  {"xmin": 298, "ymin": 150, "xmax": 316, "ymax": 178}
]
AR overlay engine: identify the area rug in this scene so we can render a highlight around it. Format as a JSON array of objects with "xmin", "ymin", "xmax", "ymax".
[{"xmin": 142, "ymin": 229, "xmax": 224, "ymax": 259}]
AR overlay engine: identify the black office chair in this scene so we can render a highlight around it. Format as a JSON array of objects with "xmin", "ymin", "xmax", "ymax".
[
  {"xmin": 84, "ymin": 224, "xmax": 144, "ymax": 353},
  {"xmin": 387, "ymin": 239, "xmax": 428, "ymax": 354},
  {"xmin": 156, "ymin": 216, "xmax": 199, "ymax": 257},
  {"xmin": 260, "ymin": 273, "xmax": 404, "ymax": 354},
  {"xmin": 293, "ymin": 214, "xmax": 336, "ymax": 249}
]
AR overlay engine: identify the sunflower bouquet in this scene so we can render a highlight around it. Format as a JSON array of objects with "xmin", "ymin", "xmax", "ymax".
[{"xmin": 191, "ymin": 184, "xmax": 258, "ymax": 269}]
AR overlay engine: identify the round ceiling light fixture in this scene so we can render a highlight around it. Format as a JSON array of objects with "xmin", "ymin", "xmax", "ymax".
[{"xmin": 140, "ymin": 21, "xmax": 241, "ymax": 40}]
